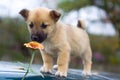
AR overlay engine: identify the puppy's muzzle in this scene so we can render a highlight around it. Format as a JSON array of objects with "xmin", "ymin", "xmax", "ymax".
[{"xmin": 31, "ymin": 32, "xmax": 47, "ymax": 43}]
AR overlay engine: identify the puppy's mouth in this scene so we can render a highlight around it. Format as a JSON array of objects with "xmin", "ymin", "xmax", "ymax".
[{"xmin": 31, "ymin": 32, "xmax": 47, "ymax": 43}]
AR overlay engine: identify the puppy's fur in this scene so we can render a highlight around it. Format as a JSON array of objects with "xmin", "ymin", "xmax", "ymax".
[{"xmin": 19, "ymin": 7, "xmax": 92, "ymax": 77}]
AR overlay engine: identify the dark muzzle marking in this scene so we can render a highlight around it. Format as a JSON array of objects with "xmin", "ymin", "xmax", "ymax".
[{"xmin": 31, "ymin": 32, "xmax": 47, "ymax": 43}]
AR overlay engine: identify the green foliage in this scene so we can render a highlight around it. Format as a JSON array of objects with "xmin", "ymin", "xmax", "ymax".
[
  {"xmin": 0, "ymin": 17, "xmax": 30, "ymax": 62},
  {"xmin": 89, "ymin": 34, "xmax": 119, "ymax": 64},
  {"xmin": 109, "ymin": 55, "xmax": 119, "ymax": 65},
  {"xmin": 58, "ymin": 0, "xmax": 92, "ymax": 12}
]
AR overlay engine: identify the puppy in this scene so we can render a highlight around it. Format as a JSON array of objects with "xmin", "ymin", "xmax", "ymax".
[{"xmin": 19, "ymin": 7, "xmax": 92, "ymax": 77}]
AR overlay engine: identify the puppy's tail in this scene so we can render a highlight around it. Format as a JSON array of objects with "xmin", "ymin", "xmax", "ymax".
[{"xmin": 77, "ymin": 20, "xmax": 86, "ymax": 30}]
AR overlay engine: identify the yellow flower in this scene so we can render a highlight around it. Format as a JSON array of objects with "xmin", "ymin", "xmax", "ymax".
[{"xmin": 24, "ymin": 41, "xmax": 44, "ymax": 49}]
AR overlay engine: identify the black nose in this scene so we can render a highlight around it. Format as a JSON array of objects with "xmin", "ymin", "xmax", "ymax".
[
  {"xmin": 31, "ymin": 35, "xmax": 39, "ymax": 42},
  {"xmin": 30, "ymin": 33, "xmax": 47, "ymax": 43}
]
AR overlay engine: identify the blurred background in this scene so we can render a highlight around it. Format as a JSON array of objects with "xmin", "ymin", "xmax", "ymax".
[{"xmin": 0, "ymin": 0, "xmax": 120, "ymax": 74}]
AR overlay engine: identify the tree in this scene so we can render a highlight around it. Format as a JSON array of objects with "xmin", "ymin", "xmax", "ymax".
[{"xmin": 57, "ymin": 0, "xmax": 93, "ymax": 12}]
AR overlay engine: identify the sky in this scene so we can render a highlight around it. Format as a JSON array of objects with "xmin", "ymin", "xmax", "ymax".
[
  {"xmin": 0, "ymin": 0, "xmax": 116, "ymax": 36},
  {"xmin": 0, "ymin": 0, "xmax": 41, "ymax": 17}
]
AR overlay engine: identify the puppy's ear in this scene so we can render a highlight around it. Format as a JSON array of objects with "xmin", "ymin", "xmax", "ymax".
[
  {"xmin": 50, "ymin": 10, "xmax": 61, "ymax": 22},
  {"xmin": 19, "ymin": 9, "xmax": 29, "ymax": 20}
]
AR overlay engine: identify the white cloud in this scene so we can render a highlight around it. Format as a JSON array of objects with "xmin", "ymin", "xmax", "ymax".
[{"xmin": 88, "ymin": 21, "xmax": 115, "ymax": 36}]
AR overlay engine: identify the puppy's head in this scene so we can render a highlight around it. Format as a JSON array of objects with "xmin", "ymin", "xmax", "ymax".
[{"xmin": 19, "ymin": 7, "xmax": 61, "ymax": 43}]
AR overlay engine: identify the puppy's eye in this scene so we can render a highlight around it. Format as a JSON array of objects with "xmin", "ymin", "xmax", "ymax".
[
  {"xmin": 29, "ymin": 22, "xmax": 34, "ymax": 28},
  {"xmin": 41, "ymin": 23, "xmax": 47, "ymax": 29}
]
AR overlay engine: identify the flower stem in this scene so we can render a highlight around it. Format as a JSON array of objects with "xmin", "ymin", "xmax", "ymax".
[{"xmin": 21, "ymin": 51, "xmax": 35, "ymax": 80}]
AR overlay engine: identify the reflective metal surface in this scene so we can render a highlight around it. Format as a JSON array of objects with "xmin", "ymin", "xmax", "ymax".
[{"xmin": 0, "ymin": 61, "xmax": 119, "ymax": 80}]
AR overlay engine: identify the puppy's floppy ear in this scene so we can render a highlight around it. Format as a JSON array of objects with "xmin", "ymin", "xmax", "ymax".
[
  {"xmin": 19, "ymin": 9, "xmax": 29, "ymax": 20},
  {"xmin": 50, "ymin": 10, "xmax": 61, "ymax": 22}
]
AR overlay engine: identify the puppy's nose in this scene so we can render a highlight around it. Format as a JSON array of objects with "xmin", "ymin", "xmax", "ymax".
[{"xmin": 31, "ymin": 35, "xmax": 39, "ymax": 41}]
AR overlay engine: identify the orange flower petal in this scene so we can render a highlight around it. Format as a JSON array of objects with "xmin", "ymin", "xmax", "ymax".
[{"xmin": 24, "ymin": 41, "xmax": 44, "ymax": 49}]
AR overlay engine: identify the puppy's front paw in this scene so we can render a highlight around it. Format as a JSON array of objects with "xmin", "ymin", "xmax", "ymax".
[
  {"xmin": 55, "ymin": 71, "xmax": 67, "ymax": 77},
  {"xmin": 82, "ymin": 70, "xmax": 91, "ymax": 76},
  {"xmin": 40, "ymin": 66, "xmax": 52, "ymax": 73}
]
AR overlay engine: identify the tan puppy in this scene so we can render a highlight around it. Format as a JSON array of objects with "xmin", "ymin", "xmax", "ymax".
[{"xmin": 19, "ymin": 7, "xmax": 92, "ymax": 77}]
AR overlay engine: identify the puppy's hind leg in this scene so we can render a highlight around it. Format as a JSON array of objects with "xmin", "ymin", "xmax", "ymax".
[{"xmin": 81, "ymin": 46, "xmax": 92, "ymax": 76}]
